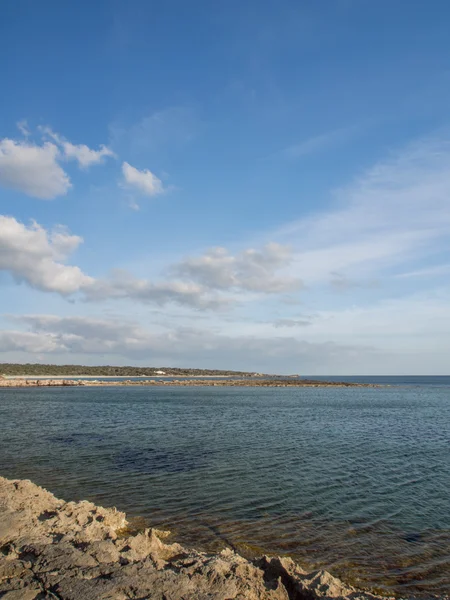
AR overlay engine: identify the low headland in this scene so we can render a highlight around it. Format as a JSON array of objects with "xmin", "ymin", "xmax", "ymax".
[
  {"xmin": 0, "ymin": 363, "xmax": 265, "ymax": 378},
  {"xmin": 0, "ymin": 475, "xmax": 390, "ymax": 600},
  {"xmin": 0, "ymin": 363, "xmax": 375, "ymax": 388},
  {"xmin": 0, "ymin": 377, "xmax": 373, "ymax": 388}
]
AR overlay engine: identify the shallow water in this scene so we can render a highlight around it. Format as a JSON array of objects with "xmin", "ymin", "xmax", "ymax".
[{"xmin": 1, "ymin": 380, "xmax": 449, "ymax": 597}]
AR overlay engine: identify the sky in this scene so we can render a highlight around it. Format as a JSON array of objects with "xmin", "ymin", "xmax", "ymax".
[{"xmin": 1, "ymin": 0, "xmax": 450, "ymax": 374}]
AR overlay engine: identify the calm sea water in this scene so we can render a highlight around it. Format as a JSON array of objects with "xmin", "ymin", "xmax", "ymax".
[{"xmin": 1, "ymin": 377, "xmax": 449, "ymax": 598}]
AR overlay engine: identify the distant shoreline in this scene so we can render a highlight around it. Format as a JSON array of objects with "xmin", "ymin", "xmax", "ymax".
[
  {"xmin": 4, "ymin": 374, "xmax": 227, "ymax": 379},
  {"xmin": 0, "ymin": 377, "xmax": 376, "ymax": 388}
]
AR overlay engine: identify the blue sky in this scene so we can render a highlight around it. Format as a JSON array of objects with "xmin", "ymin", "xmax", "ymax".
[{"xmin": 1, "ymin": 0, "xmax": 450, "ymax": 374}]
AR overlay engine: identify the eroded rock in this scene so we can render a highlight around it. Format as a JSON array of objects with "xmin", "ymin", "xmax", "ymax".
[{"xmin": 0, "ymin": 476, "xmax": 389, "ymax": 600}]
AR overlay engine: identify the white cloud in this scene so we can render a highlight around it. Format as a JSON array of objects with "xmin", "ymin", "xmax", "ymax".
[
  {"xmin": 2, "ymin": 314, "xmax": 378, "ymax": 373},
  {"xmin": 0, "ymin": 213, "xmax": 303, "ymax": 309},
  {"xmin": 110, "ymin": 107, "xmax": 197, "ymax": 156},
  {"xmin": 172, "ymin": 243, "xmax": 302, "ymax": 293},
  {"xmin": 0, "ymin": 215, "xmax": 229, "ymax": 309},
  {"xmin": 396, "ymin": 264, "xmax": 450, "ymax": 279},
  {"xmin": 41, "ymin": 127, "xmax": 116, "ymax": 168},
  {"xmin": 3, "ymin": 289, "xmax": 450, "ymax": 373},
  {"xmin": 282, "ymin": 125, "xmax": 360, "ymax": 159},
  {"xmin": 3, "ymin": 132, "xmax": 450, "ymax": 373},
  {"xmin": 0, "ymin": 330, "xmax": 62, "ymax": 354},
  {"xmin": 17, "ymin": 120, "xmax": 31, "ymax": 137},
  {"xmin": 329, "ymin": 272, "xmax": 378, "ymax": 291},
  {"xmin": 273, "ymin": 318, "xmax": 312, "ymax": 328},
  {"xmin": 62, "ymin": 141, "xmax": 115, "ymax": 168},
  {"xmin": 84, "ymin": 271, "xmax": 229, "ymax": 310},
  {"xmin": 277, "ymin": 135, "xmax": 450, "ymax": 285},
  {"xmin": 3, "ymin": 293, "xmax": 450, "ymax": 372},
  {"xmin": 0, "ymin": 215, "xmax": 93, "ymax": 294},
  {"xmin": 0, "ymin": 138, "xmax": 71, "ymax": 199},
  {"xmin": 296, "ymin": 289, "xmax": 450, "ymax": 357},
  {"xmin": 0, "ymin": 126, "xmax": 114, "ymax": 199},
  {"xmin": 122, "ymin": 162, "xmax": 164, "ymax": 196}
]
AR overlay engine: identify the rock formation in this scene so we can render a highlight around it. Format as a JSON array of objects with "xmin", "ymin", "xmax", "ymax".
[{"xmin": 0, "ymin": 476, "xmax": 388, "ymax": 600}]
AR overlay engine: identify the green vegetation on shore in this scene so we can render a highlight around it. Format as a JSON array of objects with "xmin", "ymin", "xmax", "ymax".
[{"xmin": 0, "ymin": 363, "xmax": 262, "ymax": 377}]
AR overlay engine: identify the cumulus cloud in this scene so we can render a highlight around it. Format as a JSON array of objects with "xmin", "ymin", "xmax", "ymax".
[
  {"xmin": 0, "ymin": 215, "xmax": 93, "ymax": 294},
  {"xmin": 41, "ymin": 127, "xmax": 115, "ymax": 168},
  {"xmin": 171, "ymin": 243, "xmax": 303, "ymax": 293},
  {"xmin": 0, "ymin": 138, "xmax": 71, "ymax": 199},
  {"xmin": 84, "ymin": 271, "xmax": 229, "ymax": 310},
  {"xmin": 0, "ymin": 214, "xmax": 304, "ymax": 308},
  {"xmin": 0, "ymin": 215, "xmax": 230, "ymax": 309},
  {"xmin": 62, "ymin": 141, "xmax": 115, "ymax": 168},
  {"xmin": 121, "ymin": 162, "xmax": 164, "ymax": 196},
  {"xmin": 0, "ymin": 125, "xmax": 115, "ymax": 199}
]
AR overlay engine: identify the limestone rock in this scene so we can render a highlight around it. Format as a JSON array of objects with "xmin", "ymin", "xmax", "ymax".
[{"xmin": 0, "ymin": 476, "xmax": 390, "ymax": 600}]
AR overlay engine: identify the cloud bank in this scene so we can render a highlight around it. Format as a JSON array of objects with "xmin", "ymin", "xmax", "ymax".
[
  {"xmin": 0, "ymin": 216, "xmax": 295, "ymax": 309},
  {"xmin": 172, "ymin": 244, "xmax": 302, "ymax": 293},
  {"xmin": 0, "ymin": 314, "xmax": 378, "ymax": 373}
]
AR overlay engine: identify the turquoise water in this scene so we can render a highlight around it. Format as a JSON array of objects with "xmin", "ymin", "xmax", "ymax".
[{"xmin": 1, "ymin": 380, "xmax": 449, "ymax": 597}]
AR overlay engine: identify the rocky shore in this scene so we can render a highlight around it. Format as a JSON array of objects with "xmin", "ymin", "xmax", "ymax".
[
  {"xmin": 0, "ymin": 476, "xmax": 388, "ymax": 600},
  {"xmin": 0, "ymin": 377, "xmax": 374, "ymax": 388}
]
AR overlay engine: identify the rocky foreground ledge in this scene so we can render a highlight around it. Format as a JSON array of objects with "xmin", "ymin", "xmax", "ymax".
[
  {"xmin": 0, "ymin": 477, "xmax": 389, "ymax": 600},
  {"xmin": 0, "ymin": 378, "xmax": 374, "ymax": 388}
]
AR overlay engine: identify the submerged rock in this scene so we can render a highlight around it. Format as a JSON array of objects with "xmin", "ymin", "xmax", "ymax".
[{"xmin": 0, "ymin": 476, "xmax": 389, "ymax": 600}]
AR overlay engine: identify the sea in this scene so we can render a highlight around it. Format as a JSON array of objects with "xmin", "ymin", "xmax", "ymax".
[{"xmin": 1, "ymin": 375, "xmax": 449, "ymax": 598}]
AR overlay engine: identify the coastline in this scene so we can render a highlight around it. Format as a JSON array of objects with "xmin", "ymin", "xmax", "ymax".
[
  {"xmin": 3, "ymin": 374, "xmax": 230, "ymax": 379},
  {"xmin": 0, "ymin": 377, "xmax": 376, "ymax": 388},
  {"xmin": 0, "ymin": 475, "xmax": 389, "ymax": 600}
]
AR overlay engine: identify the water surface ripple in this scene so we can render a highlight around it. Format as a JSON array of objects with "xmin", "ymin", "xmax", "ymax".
[{"xmin": 1, "ymin": 380, "xmax": 449, "ymax": 597}]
